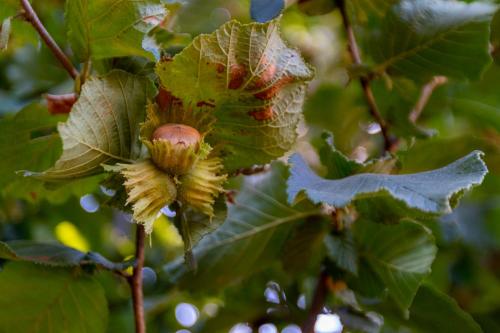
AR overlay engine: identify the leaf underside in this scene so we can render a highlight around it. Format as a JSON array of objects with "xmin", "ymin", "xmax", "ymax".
[
  {"xmin": 287, "ymin": 151, "xmax": 487, "ymax": 214},
  {"xmin": 30, "ymin": 70, "xmax": 156, "ymax": 181}
]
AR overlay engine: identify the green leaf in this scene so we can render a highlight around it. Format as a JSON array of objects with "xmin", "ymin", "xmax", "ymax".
[
  {"xmin": 156, "ymin": 19, "xmax": 314, "ymax": 172},
  {"xmin": 349, "ymin": 0, "xmax": 396, "ymax": 20},
  {"xmin": 0, "ymin": 104, "xmax": 63, "ymax": 188},
  {"xmin": 66, "ymin": 0, "xmax": 166, "ymax": 62},
  {"xmin": 163, "ymin": 163, "xmax": 320, "ymax": 289},
  {"xmin": 0, "ymin": 0, "xmax": 18, "ymax": 21},
  {"xmin": 287, "ymin": 151, "xmax": 487, "ymax": 214},
  {"xmin": 298, "ymin": 0, "xmax": 337, "ymax": 16},
  {"xmin": 355, "ymin": 219, "xmax": 437, "ymax": 312},
  {"xmin": 0, "ymin": 262, "xmax": 108, "ymax": 333},
  {"xmin": 0, "ymin": 241, "xmax": 86, "ymax": 267},
  {"xmin": 373, "ymin": 0, "xmax": 497, "ymax": 81},
  {"xmin": 0, "ymin": 240, "xmax": 132, "ymax": 271},
  {"xmin": 324, "ymin": 232, "xmax": 358, "ymax": 275},
  {"xmin": 379, "ymin": 283, "xmax": 483, "ymax": 332},
  {"xmin": 29, "ymin": 70, "xmax": 156, "ymax": 181},
  {"xmin": 407, "ymin": 284, "xmax": 482, "ymax": 333}
]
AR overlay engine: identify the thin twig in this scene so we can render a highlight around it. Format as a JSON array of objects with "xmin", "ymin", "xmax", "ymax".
[
  {"xmin": 336, "ymin": 0, "xmax": 393, "ymax": 152},
  {"xmin": 129, "ymin": 224, "xmax": 146, "ymax": 333},
  {"xmin": 302, "ymin": 271, "xmax": 329, "ymax": 333},
  {"xmin": 19, "ymin": 0, "xmax": 79, "ymax": 79},
  {"xmin": 409, "ymin": 76, "xmax": 448, "ymax": 123}
]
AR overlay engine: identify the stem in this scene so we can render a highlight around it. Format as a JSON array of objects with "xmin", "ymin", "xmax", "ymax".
[
  {"xmin": 409, "ymin": 76, "xmax": 448, "ymax": 123},
  {"xmin": 19, "ymin": 0, "xmax": 79, "ymax": 79},
  {"xmin": 336, "ymin": 0, "xmax": 393, "ymax": 152},
  {"xmin": 301, "ymin": 271, "xmax": 329, "ymax": 333},
  {"xmin": 130, "ymin": 224, "xmax": 146, "ymax": 333}
]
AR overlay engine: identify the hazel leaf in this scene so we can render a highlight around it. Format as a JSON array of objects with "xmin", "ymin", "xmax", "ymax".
[
  {"xmin": 156, "ymin": 19, "xmax": 314, "ymax": 172},
  {"xmin": 288, "ymin": 151, "xmax": 488, "ymax": 215},
  {"xmin": 28, "ymin": 70, "xmax": 156, "ymax": 181}
]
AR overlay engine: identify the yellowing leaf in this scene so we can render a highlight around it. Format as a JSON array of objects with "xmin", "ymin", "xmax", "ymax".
[
  {"xmin": 30, "ymin": 70, "xmax": 156, "ymax": 181},
  {"xmin": 156, "ymin": 19, "xmax": 314, "ymax": 172}
]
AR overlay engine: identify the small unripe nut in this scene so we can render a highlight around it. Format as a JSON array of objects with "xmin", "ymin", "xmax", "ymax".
[
  {"xmin": 149, "ymin": 123, "xmax": 203, "ymax": 175},
  {"xmin": 151, "ymin": 124, "xmax": 201, "ymax": 151}
]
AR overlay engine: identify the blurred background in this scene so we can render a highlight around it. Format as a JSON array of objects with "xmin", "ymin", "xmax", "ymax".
[{"xmin": 1, "ymin": 0, "xmax": 500, "ymax": 332}]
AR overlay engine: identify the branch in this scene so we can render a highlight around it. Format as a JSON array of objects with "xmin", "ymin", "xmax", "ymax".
[
  {"xmin": 302, "ymin": 271, "xmax": 329, "ymax": 333},
  {"xmin": 19, "ymin": 0, "xmax": 79, "ymax": 79},
  {"xmin": 336, "ymin": 0, "xmax": 394, "ymax": 152},
  {"xmin": 409, "ymin": 76, "xmax": 448, "ymax": 123},
  {"xmin": 129, "ymin": 224, "xmax": 146, "ymax": 333}
]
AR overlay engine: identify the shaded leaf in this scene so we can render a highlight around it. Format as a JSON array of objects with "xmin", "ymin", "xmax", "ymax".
[
  {"xmin": 354, "ymin": 219, "xmax": 437, "ymax": 312},
  {"xmin": 251, "ymin": 0, "xmax": 284, "ymax": 23},
  {"xmin": 0, "ymin": 262, "xmax": 108, "ymax": 333},
  {"xmin": 163, "ymin": 163, "xmax": 320, "ymax": 289},
  {"xmin": 0, "ymin": 104, "xmax": 63, "ymax": 188},
  {"xmin": 287, "ymin": 151, "xmax": 487, "ymax": 214},
  {"xmin": 298, "ymin": 0, "xmax": 337, "ymax": 16},
  {"xmin": 0, "ymin": 240, "xmax": 132, "ymax": 271},
  {"xmin": 157, "ymin": 19, "xmax": 314, "ymax": 172},
  {"xmin": 324, "ymin": 232, "xmax": 358, "ymax": 275},
  {"xmin": 0, "ymin": 241, "xmax": 86, "ymax": 267},
  {"xmin": 282, "ymin": 217, "xmax": 329, "ymax": 274},
  {"xmin": 29, "ymin": 70, "xmax": 156, "ymax": 181},
  {"xmin": 66, "ymin": 0, "xmax": 166, "ymax": 61},
  {"xmin": 407, "ymin": 284, "xmax": 482, "ymax": 333},
  {"xmin": 0, "ymin": 0, "xmax": 18, "ymax": 21},
  {"xmin": 373, "ymin": 0, "xmax": 496, "ymax": 81},
  {"xmin": 379, "ymin": 283, "xmax": 482, "ymax": 333}
]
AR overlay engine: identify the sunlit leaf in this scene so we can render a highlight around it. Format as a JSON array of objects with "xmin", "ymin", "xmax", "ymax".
[
  {"xmin": 288, "ymin": 151, "xmax": 487, "ymax": 214},
  {"xmin": 29, "ymin": 70, "xmax": 156, "ymax": 181},
  {"xmin": 156, "ymin": 19, "xmax": 314, "ymax": 172}
]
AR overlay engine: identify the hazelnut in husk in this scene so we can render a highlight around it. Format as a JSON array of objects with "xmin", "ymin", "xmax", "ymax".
[
  {"xmin": 148, "ymin": 123, "xmax": 204, "ymax": 175},
  {"xmin": 111, "ymin": 160, "xmax": 177, "ymax": 233}
]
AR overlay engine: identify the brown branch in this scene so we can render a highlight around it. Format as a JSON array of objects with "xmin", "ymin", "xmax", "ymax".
[
  {"xmin": 336, "ymin": 0, "xmax": 394, "ymax": 152},
  {"xmin": 302, "ymin": 271, "xmax": 329, "ymax": 333},
  {"xmin": 20, "ymin": 0, "xmax": 79, "ymax": 79},
  {"xmin": 129, "ymin": 224, "xmax": 146, "ymax": 333},
  {"xmin": 409, "ymin": 76, "xmax": 448, "ymax": 123}
]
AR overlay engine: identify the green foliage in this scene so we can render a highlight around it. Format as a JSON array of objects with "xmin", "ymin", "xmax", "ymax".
[
  {"xmin": 156, "ymin": 19, "xmax": 314, "ymax": 172},
  {"xmin": 0, "ymin": 104, "xmax": 63, "ymax": 187},
  {"xmin": 288, "ymin": 151, "xmax": 487, "ymax": 214},
  {"xmin": 164, "ymin": 163, "xmax": 320, "ymax": 289},
  {"xmin": 0, "ymin": 262, "xmax": 108, "ymax": 333},
  {"xmin": 354, "ymin": 219, "xmax": 437, "ymax": 312},
  {"xmin": 1, "ymin": 0, "xmax": 500, "ymax": 332},
  {"xmin": 31, "ymin": 71, "xmax": 156, "ymax": 180},
  {"xmin": 66, "ymin": 0, "xmax": 166, "ymax": 61},
  {"xmin": 373, "ymin": 0, "xmax": 497, "ymax": 81}
]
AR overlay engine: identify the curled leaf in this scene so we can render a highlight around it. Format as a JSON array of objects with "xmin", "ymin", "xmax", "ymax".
[
  {"xmin": 28, "ymin": 70, "xmax": 156, "ymax": 181},
  {"xmin": 288, "ymin": 151, "xmax": 488, "ymax": 214},
  {"xmin": 156, "ymin": 19, "xmax": 314, "ymax": 172}
]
